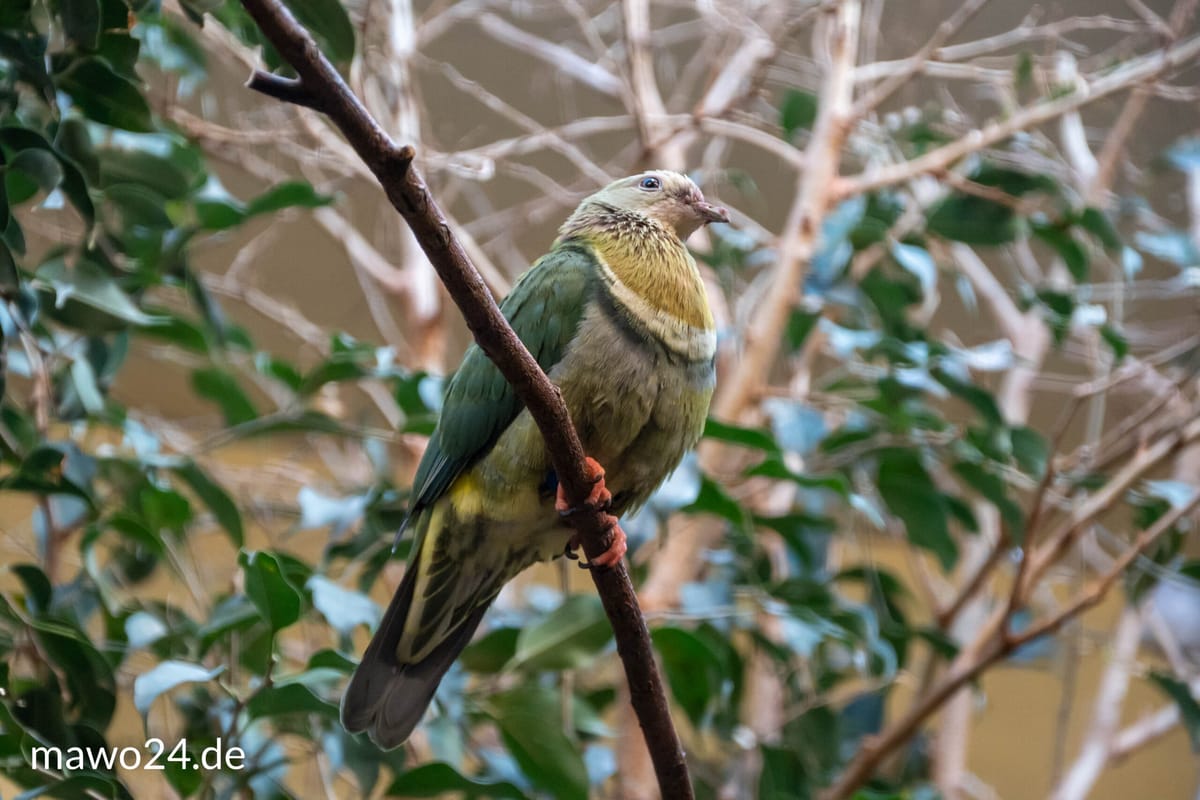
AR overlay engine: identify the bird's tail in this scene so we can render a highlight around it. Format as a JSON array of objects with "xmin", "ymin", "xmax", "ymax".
[{"xmin": 340, "ymin": 520, "xmax": 491, "ymax": 749}]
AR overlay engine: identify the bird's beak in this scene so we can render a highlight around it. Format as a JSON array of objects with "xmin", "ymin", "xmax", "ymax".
[{"xmin": 693, "ymin": 200, "xmax": 730, "ymax": 225}]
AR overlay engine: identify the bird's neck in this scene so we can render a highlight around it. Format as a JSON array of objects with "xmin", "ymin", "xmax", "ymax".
[{"xmin": 559, "ymin": 205, "xmax": 714, "ymax": 332}]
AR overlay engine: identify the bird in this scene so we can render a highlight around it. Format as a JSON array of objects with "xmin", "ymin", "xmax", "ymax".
[{"xmin": 341, "ymin": 170, "xmax": 727, "ymax": 748}]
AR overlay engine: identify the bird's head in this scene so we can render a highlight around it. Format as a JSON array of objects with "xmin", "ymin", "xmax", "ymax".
[{"xmin": 583, "ymin": 171, "xmax": 729, "ymax": 240}]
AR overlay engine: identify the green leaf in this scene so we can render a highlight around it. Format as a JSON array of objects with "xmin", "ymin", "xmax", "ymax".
[
  {"xmin": 6, "ymin": 148, "xmax": 63, "ymax": 204},
  {"xmin": 755, "ymin": 513, "xmax": 834, "ymax": 570},
  {"xmin": 934, "ymin": 368, "xmax": 1004, "ymax": 427},
  {"xmin": 139, "ymin": 313, "xmax": 209, "ymax": 352},
  {"xmin": 193, "ymin": 191, "xmax": 245, "ymax": 230},
  {"xmin": 760, "ymin": 744, "xmax": 805, "ymax": 800},
  {"xmin": 1100, "ymin": 324, "xmax": 1128, "ymax": 362},
  {"xmin": 1033, "ymin": 221, "xmax": 1088, "ymax": 282},
  {"xmin": 953, "ymin": 461, "xmax": 1024, "ymax": 540},
  {"xmin": 1016, "ymin": 51, "xmax": 1034, "ymax": 88},
  {"xmin": 255, "ymin": 353, "xmax": 303, "ymax": 390},
  {"xmin": 172, "ymin": 460, "xmax": 245, "ymax": 546},
  {"xmin": 97, "ymin": 30, "xmax": 141, "ymax": 79},
  {"xmin": 1149, "ymin": 672, "xmax": 1200, "ymax": 751},
  {"xmin": 6, "ymin": 773, "xmax": 130, "ymax": 799},
  {"xmin": 488, "ymin": 686, "xmax": 589, "ymax": 800},
  {"xmin": 69, "ymin": 356, "xmax": 104, "ymax": 414},
  {"xmin": 745, "ymin": 455, "xmax": 851, "ymax": 496},
  {"xmin": 239, "ymin": 550, "xmax": 302, "ymax": 632},
  {"xmin": 927, "ymin": 194, "xmax": 1018, "ymax": 245},
  {"xmin": 24, "ymin": 617, "xmax": 116, "ymax": 728},
  {"xmin": 34, "ymin": 258, "xmax": 161, "ymax": 327},
  {"xmin": 99, "ymin": 133, "xmax": 201, "ymax": 199},
  {"xmin": 104, "ymin": 182, "xmax": 172, "ymax": 229},
  {"xmin": 133, "ymin": 660, "xmax": 223, "ymax": 717},
  {"xmin": 850, "ymin": 192, "xmax": 905, "ymax": 249},
  {"xmin": 308, "ymin": 648, "xmax": 356, "ymax": 673},
  {"xmin": 13, "ymin": 563, "xmax": 52, "ymax": 614},
  {"xmin": 246, "ymin": 682, "xmax": 338, "ymax": 720},
  {"xmin": 387, "ymin": 763, "xmax": 529, "ymax": 799},
  {"xmin": 785, "ymin": 309, "xmax": 819, "ymax": 352},
  {"xmin": 197, "ymin": 595, "xmax": 259, "ymax": 647},
  {"xmin": 140, "ymin": 484, "xmax": 191, "ymax": 532},
  {"xmin": 702, "ymin": 417, "xmax": 781, "ymax": 452},
  {"xmin": 877, "ymin": 448, "xmax": 956, "ymax": 569},
  {"xmin": 460, "ymin": 627, "xmax": 520, "ymax": 674},
  {"xmin": 891, "ymin": 242, "xmax": 937, "ymax": 296},
  {"xmin": 682, "ymin": 474, "xmax": 748, "ymax": 527},
  {"xmin": 283, "ymin": 0, "xmax": 355, "ymax": 62},
  {"xmin": 125, "ymin": 611, "xmax": 168, "ymax": 648},
  {"xmin": 971, "ymin": 164, "xmax": 1057, "ymax": 196},
  {"xmin": 506, "ymin": 594, "xmax": 611, "ymax": 672},
  {"xmin": 1079, "ymin": 207, "xmax": 1121, "ymax": 251},
  {"xmin": 0, "ymin": 240, "xmax": 17, "ymax": 291},
  {"xmin": 62, "ymin": 0, "xmax": 102, "ymax": 49},
  {"xmin": 780, "ymin": 89, "xmax": 817, "ymax": 139},
  {"xmin": 191, "ymin": 367, "xmax": 258, "ymax": 426},
  {"xmin": 1010, "ymin": 426, "xmax": 1048, "ymax": 476},
  {"xmin": 306, "ymin": 576, "xmax": 378, "ymax": 636},
  {"xmin": 1034, "ymin": 288, "xmax": 1075, "ymax": 345},
  {"xmin": 55, "ymin": 56, "xmax": 153, "ymax": 132},
  {"xmin": 0, "ymin": 445, "xmax": 94, "ymax": 503},
  {"xmin": 245, "ymin": 180, "xmax": 332, "ymax": 215},
  {"xmin": 0, "ymin": 0, "xmax": 32, "ymax": 27},
  {"xmin": 652, "ymin": 626, "xmax": 723, "ymax": 727}
]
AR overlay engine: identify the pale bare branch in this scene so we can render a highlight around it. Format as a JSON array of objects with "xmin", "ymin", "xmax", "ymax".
[{"xmin": 839, "ymin": 34, "xmax": 1200, "ymax": 198}]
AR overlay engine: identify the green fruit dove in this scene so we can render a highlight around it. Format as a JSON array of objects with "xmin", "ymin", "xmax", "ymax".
[{"xmin": 341, "ymin": 171, "xmax": 727, "ymax": 748}]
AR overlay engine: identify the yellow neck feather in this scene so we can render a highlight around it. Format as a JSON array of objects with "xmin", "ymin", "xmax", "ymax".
[{"xmin": 561, "ymin": 207, "xmax": 714, "ymax": 331}]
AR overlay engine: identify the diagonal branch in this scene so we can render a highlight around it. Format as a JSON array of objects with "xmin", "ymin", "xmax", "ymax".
[
  {"xmin": 851, "ymin": 0, "xmax": 991, "ymax": 117},
  {"xmin": 235, "ymin": 1, "xmax": 693, "ymax": 797},
  {"xmin": 820, "ymin": 486, "xmax": 1200, "ymax": 800},
  {"xmin": 836, "ymin": 33, "xmax": 1200, "ymax": 199}
]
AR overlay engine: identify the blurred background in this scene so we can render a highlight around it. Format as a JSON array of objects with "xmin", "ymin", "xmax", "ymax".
[{"xmin": 1, "ymin": 0, "xmax": 1199, "ymax": 797}]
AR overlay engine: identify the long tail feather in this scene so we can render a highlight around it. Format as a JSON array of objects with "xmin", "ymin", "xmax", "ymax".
[{"xmin": 340, "ymin": 535, "xmax": 491, "ymax": 749}]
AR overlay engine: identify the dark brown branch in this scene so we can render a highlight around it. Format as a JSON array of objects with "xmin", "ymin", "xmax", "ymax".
[
  {"xmin": 236, "ymin": 1, "xmax": 693, "ymax": 796},
  {"xmin": 245, "ymin": 71, "xmax": 327, "ymax": 111}
]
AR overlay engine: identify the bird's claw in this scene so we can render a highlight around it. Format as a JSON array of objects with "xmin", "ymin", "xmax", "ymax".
[
  {"xmin": 557, "ymin": 458, "xmax": 625, "ymax": 569},
  {"xmin": 565, "ymin": 521, "xmax": 627, "ymax": 570},
  {"xmin": 555, "ymin": 457, "xmax": 612, "ymax": 519}
]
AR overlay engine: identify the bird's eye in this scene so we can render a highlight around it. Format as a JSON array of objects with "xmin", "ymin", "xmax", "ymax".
[{"xmin": 639, "ymin": 176, "xmax": 662, "ymax": 191}]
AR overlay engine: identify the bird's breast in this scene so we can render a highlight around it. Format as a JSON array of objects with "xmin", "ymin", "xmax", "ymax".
[{"xmin": 555, "ymin": 300, "xmax": 715, "ymax": 512}]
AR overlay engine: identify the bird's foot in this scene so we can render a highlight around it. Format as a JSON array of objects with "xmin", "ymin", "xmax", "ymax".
[
  {"xmin": 565, "ymin": 520, "xmax": 627, "ymax": 570},
  {"xmin": 557, "ymin": 457, "xmax": 625, "ymax": 569},
  {"xmin": 555, "ymin": 457, "xmax": 612, "ymax": 518}
]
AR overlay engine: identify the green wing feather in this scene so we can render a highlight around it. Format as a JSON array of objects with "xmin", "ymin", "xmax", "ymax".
[
  {"xmin": 395, "ymin": 242, "xmax": 597, "ymax": 661},
  {"xmin": 343, "ymin": 242, "xmax": 600, "ymax": 747},
  {"xmin": 406, "ymin": 241, "xmax": 597, "ymax": 520}
]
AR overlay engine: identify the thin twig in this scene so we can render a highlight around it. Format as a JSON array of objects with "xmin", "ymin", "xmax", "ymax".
[
  {"xmin": 852, "ymin": 0, "xmax": 991, "ymax": 116},
  {"xmin": 837, "ymin": 34, "xmax": 1200, "ymax": 199},
  {"xmin": 477, "ymin": 13, "xmax": 624, "ymax": 97},
  {"xmin": 821, "ymin": 488, "xmax": 1200, "ymax": 800},
  {"xmin": 245, "ymin": 72, "xmax": 326, "ymax": 111},
  {"xmin": 1050, "ymin": 609, "xmax": 1144, "ymax": 800}
]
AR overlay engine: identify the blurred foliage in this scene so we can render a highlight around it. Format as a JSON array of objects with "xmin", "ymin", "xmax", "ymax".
[{"xmin": 1, "ymin": 1, "xmax": 1198, "ymax": 799}]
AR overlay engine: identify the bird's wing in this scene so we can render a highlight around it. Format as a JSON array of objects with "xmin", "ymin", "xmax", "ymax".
[{"xmin": 406, "ymin": 241, "xmax": 597, "ymax": 519}]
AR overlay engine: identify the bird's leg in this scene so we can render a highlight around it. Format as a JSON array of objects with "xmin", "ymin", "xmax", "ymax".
[{"xmin": 556, "ymin": 456, "xmax": 627, "ymax": 569}]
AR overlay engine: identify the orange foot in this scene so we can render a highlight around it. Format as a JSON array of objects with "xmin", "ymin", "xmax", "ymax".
[{"xmin": 557, "ymin": 457, "xmax": 627, "ymax": 569}]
